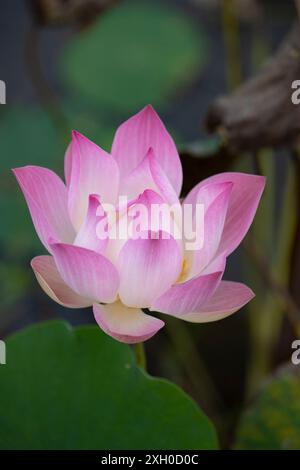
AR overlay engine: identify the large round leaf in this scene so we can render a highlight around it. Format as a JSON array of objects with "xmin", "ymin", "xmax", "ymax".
[
  {"xmin": 0, "ymin": 321, "xmax": 218, "ymax": 449},
  {"xmin": 235, "ymin": 366, "xmax": 300, "ymax": 449},
  {"xmin": 61, "ymin": 2, "xmax": 205, "ymax": 111}
]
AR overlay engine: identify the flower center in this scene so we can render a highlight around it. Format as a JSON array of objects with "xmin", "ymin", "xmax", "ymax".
[{"xmin": 177, "ymin": 258, "xmax": 189, "ymax": 284}]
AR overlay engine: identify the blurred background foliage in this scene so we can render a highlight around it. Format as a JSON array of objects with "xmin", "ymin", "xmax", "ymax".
[{"xmin": 1, "ymin": 0, "xmax": 300, "ymax": 449}]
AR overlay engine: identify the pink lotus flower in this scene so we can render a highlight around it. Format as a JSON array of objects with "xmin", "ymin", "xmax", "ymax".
[{"xmin": 13, "ymin": 105, "xmax": 265, "ymax": 344}]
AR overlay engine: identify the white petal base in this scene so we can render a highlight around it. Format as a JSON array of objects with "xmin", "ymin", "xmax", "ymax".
[
  {"xmin": 93, "ymin": 301, "xmax": 164, "ymax": 344},
  {"xmin": 31, "ymin": 256, "xmax": 91, "ymax": 308}
]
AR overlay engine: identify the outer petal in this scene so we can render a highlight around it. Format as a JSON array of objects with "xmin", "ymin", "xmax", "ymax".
[
  {"xmin": 93, "ymin": 301, "xmax": 164, "ymax": 344},
  {"xmin": 184, "ymin": 173, "xmax": 266, "ymax": 257},
  {"xmin": 201, "ymin": 253, "xmax": 227, "ymax": 274},
  {"xmin": 184, "ymin": 182, "xmax": 233, "ymax": 278},
  {"xmin": 151, "ymin": 271, "xmax": 223, "ymax": 316},
  {"xmin": 182, "ymin": 281, "xmax": 255, "ymax": 323},
  {"xmin": 119, "ymin": 148, "xmax": 179, "ymax": 205},
  {"xmin": 184, "ymin": 180, "xmax": 233, "ymax": 211},
  {"xmin": 13, "ymin": 166, "xmax": 75, "ymax": 252},
  {"xmin": 31, "ymin": 256, "xmax": 91, "ymax": 308},
  {"xmin": 67, "ymin": 131, "xmax": 119, "ymax": 230},
  {"xmin": 118, "ymin": 231, "xmax": 183, "ymax": 308},
  {"xmin": 50, "ymin": 242, "xmax": 119, "ymax": 303},
  {"xmin": 74, "ymin": 194, "xmax": 108, "ymax": 254},
  {"xmin": 111, "ymin": 105, "xmax": 182, "ymax": 195}
]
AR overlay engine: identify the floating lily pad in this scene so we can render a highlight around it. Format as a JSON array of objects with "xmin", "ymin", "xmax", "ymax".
[{"xmin": 0, "ymin": 321, "xmax": 218, "ymax": 450}]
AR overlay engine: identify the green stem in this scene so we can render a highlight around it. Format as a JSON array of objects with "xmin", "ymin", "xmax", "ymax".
[
  {"xmin": 221, "ymin": 0, "xmax": 242, "ymax": 90},
  {"xmin": 134, "ymin": 342, "xmax": 147, "ymax": 371},
  {"xmin": 166, "ymin": 318, "xmax": 223, "ymax": 413}
]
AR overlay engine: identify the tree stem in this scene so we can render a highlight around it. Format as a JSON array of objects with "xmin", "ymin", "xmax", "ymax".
[
  {"xmin": 134, "ymin": 342, "xmax": 147, "ymax": 370},
  {"xmin": 221, "ymin": 0, "xmax": 242, "ymax": 90}
]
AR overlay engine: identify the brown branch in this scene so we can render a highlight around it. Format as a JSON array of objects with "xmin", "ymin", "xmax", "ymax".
[
  {"xmin": 29, "ymin": 0, "xmax": 119, "ymax": 26},
  {"xmin": 205, "ymin": 23, "xmax": 300, "ymax": 151}
]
